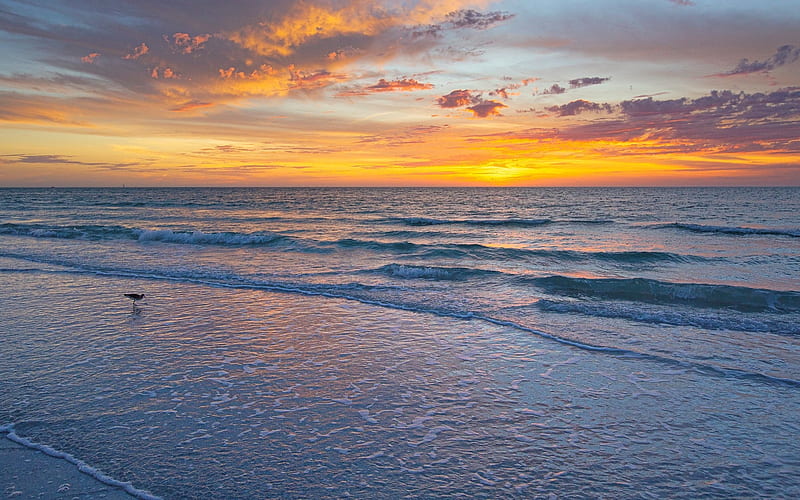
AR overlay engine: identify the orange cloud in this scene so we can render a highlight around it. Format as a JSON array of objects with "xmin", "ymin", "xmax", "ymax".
[
  {"xmin": 223, "ymin": 1, "xmax": 494, "ymax": 57},
  {"xmin": 225, "ymin": 2, "xmax": 382, "ymax": 57},
  {"xmin": 288, "ymin": 65, "xmax": 347, "ymax": 91},
  {"xmin": 209, "ymin": 63, "xmax": 346, "ymax": 98},
  {"xmin": 123, "ymin": 42, "xmax": 149, "ymax": 60},
  {"xmin": 218, "ymin": 65, "xmax": 276, "ymax": 80}
]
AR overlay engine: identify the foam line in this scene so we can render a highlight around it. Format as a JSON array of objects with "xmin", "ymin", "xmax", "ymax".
[{"xmin": 0, "ymin": 424, "xmax": 161, "ymax": 500}]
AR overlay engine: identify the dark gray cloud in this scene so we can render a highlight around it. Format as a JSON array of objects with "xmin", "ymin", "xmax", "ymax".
[
  {"xmin": 541, "ymin": 84, "xmax": 566, "ymax": 95},
  {"xmin": 412, "ymin": 9, "xmax": 514, "ymax": 38},
  {"xmin": 546, "ymin": 99, "xmax": 613, "ymax": 116},
  {"xmin": 557, "ymin": 88, "xmax": 800, "ymax": 153},
  {"xmin": 445, "ymin": 9, "xmax": 515, "ymax": 30},
  {"xmin": 618, "ymin": 89, "xmax": 800, "ymax": 119},
  {"xmin": 467, "ymin": 100, "xmax": 506, "ymax": 118},
  {"xmin": 718, "ymin": 45, "xmax": 800, "ymax": 76},
  {"xmin": 476, "ymin": 88, "xmax": 799, "ymax": 162},
  {"xmin": 569, "ymin": 77, "xmax": 610, "ymax": 88},
  {"xmin": 437, "ymin": 89, "xmax": 479, "ymax": 108},
  {"xmin": 435, "ymin": 89, "xmax": 506, "ymax": 118}
]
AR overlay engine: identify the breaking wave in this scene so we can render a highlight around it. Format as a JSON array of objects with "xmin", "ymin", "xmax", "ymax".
[
  {"xmin": 0, "ymin": 223, "xmax": 293, "ymax": 247},
  {"xmin": 652, "ymin": 223, "xmax": 800, "ymax": 238},
  {"xmin": 374, "ymin": 263, "xmax": 501, "ymax": 281},
  {"xmin": 136, "ymin": 229, "xmax": 288, "ymax": 246},
  {"xmin": 537, "ymin": 299, "xmax": 800, "ymax": 335},
  {"xmin": 385, "ymin": 217, "xmax": 554, "ymax": 227},
  {"xmin": 532, "ymin": 275, "xmax": 800, "ymax": 313}
]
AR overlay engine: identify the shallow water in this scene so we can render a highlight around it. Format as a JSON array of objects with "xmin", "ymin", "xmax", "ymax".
[{"xmin": 1, "ymin": 187, "xmax": 799, "ymax": 498}]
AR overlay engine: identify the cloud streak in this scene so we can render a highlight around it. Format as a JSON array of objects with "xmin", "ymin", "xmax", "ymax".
[
  {"xmin": 2, "ymin": 153, "xmax": 138, "ymax": 170},
  {"xmin": 338, "ymin": 78, "xmax": 434, "ymax": 96}
]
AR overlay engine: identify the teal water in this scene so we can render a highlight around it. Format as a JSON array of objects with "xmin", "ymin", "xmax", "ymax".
[{"xmin": 1, "ymin": 187, "xmax": 799, "ymax": 498}]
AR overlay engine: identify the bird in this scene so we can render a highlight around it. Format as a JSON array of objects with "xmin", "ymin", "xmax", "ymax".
[{"xmin": 124, "ymin": 293, "xmax": 145, "ymax": 311}]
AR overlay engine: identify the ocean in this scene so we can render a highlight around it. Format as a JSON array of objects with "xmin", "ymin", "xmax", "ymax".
[{"xmin": 1, "ymin": 187, "xmax": 798, "ymax": 498}]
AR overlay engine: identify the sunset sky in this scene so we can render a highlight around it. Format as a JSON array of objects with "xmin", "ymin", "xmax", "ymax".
[{"xmin": 1, "ymin": 0, "xmax": 798, "ymax": 186}]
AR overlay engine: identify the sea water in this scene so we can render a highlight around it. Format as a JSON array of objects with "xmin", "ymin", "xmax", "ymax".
[{"xmin": 0, "ymin": 187, "xmax": 798, "ymax": 498}]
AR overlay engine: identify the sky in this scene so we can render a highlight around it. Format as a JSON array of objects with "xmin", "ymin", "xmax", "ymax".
[{"xmin": 0, "ymin": 0, "xmax": 799, "ymax": 187}]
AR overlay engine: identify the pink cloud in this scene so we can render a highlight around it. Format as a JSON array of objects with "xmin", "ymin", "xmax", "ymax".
[
  {"xmin": 81, "ymin": 52, "xmax": 100, "ymax": 64},
  {"xmin": 490, "ymin": 78, "xmax": 539, "ymax": 99},
  {"xmin": 123, "ymin": 43, "xmax": 149, "ymax": 60},
  {"xmin": 168, "ymin": 32, "xmax": 211, "ymax": 54},
  {"xmin": 150, "ymin": 67, "xmax": 179, "ymax": 79}
]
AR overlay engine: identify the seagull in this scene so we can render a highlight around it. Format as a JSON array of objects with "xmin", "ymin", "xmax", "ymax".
[{"xmin": 124, "ymin": 293, "xmax": 145, "ymax": 311}]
